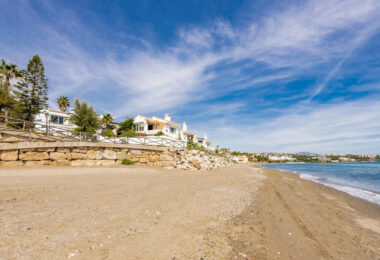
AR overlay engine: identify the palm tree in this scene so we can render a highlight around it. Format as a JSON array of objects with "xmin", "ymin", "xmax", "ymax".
[
  {"xmin": 101, "ymin": 113, "xmax": 113, "ymax": 125},
  {"xmin": 0, "ymin": 59, "xmax": 23, "ymax": 86},
  {"xmin": 57, "ymin": 96, "xmax": 71, "ymax": 112},
  {"xmin": 69, "ymin": 99, "xmax": 99, "ymax": 132}
]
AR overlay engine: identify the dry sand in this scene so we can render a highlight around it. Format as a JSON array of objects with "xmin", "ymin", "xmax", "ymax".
[{"xmin": 0, "ymin": 165, "xmax": 379, "ymax": 259}]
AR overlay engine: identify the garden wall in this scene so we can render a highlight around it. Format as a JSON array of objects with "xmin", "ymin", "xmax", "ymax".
[{"xmin": 0, "ymin": 142, "xmax": 231, "ymax": 170}]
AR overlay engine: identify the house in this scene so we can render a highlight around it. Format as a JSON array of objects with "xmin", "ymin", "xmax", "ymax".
[
  {"xmin": 34, "ymin": 108, "xmax": 75, "ymax": 133},
  {"xmin": 197, "ymin": 134, "xmax": 214, "ymax": 151},
  {"xmin": 134, "ymin": 113, "xmax": 180, "ymax": 139},
  {"xmin": 179, "ymin": 122, "xmax": 197, "ymax": 143}
]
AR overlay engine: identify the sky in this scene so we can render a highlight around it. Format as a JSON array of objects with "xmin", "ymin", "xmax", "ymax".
[{"xmin": 1, "ymin": 0, "xmax": 380, "ymax": 154}]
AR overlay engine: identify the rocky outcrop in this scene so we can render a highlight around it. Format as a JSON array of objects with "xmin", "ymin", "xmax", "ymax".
[{"xmin": 0, "ymin": 143, "xmax": 232, "ymax": 170}]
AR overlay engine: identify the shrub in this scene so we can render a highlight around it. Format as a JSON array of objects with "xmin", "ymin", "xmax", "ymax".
[
  {"xmin": 117, "ymin": 118, "xmax": 134, "ymax": 135},
  {"xmin": 119, "ymin": 129, "xmax": 138, "ymax": 137},
  {"xmin": 154, "ymin": 131, "xmax": 165, "ymax": 136},
  {"xmin": 102, "ymin": 129, "xmax": 115, "ymax": 138},
  {"xmin": 121, "ymin": 158, "xmax": 134, "ymax": 165}
]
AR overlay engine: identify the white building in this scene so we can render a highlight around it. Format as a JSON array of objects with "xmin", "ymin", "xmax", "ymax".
[
  {"xmin": 134, "ymin": 113, "xmax": 180, "ymax": 139},
  {"xmin": 34, "ymin": 108, "xmax": 75, "ymax": 133},
  {"xmin": 179, "ymin": 122, "xmax": 197, "ymax": 143}
]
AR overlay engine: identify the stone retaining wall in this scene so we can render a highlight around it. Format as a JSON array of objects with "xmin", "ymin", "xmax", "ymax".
[{"xmin": 0, "ymin": 142, "xmax": 231, "ymax": 170}]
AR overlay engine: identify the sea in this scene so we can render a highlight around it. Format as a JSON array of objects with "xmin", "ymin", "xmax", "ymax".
[{"xmin": 262, "ymin": 162, "xmax": 380, "ymax": 205}]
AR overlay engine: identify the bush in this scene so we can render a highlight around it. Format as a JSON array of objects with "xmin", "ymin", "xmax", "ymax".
[
  {"xmin": 102, "ymin": 129, "xmax": 115, "ymax": 138},
  {"xmin": 117, "ymin": 118, "xmax": 134, "ymax": 135},
  {"xmin": 154, "ymin": 131, "xmax": 165, "ymax": 136},
  {"xmin": 119, "ymin": 129, "xmax": 138, "ymax": 137},
  {"xmin": 121, "ymin": 158, "xmax": 134, "ymax": 165}
]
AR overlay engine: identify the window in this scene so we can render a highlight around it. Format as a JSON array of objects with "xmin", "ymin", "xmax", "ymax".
[
  {"xmin": 148, "ymin": 124, "xmax": 154, "ymax": 130},
  {"xmin": 134, "ymin": 124, "xmax": 144, "ymax": 131},
  {"xmin": 50, "ymin": 115, "xmax": 65, "ymax": 125},
  {"xmin": 170, "ymin": 127, "xmax": 176, "ymax": 134}
]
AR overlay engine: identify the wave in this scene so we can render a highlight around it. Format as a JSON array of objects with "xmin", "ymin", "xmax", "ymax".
[{"xmin": 299, "ymin": 174, "xmax": 380, "ymax": 205}]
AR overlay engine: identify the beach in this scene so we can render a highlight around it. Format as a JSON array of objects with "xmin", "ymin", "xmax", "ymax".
[{"xmin": 0, "ymin": 165, "xmax": 379, "ymax": 259}]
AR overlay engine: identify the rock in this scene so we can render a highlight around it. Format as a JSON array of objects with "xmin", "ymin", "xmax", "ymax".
[
  {"xmin": 56, "ymin": 148, "xmax": 70, "ymax": 153},
  {"xmin": 70, "ymin": 153, "xmax": 87, "ymax": 160},
  {"xmin": 35, "ymin": 152, "xmax": 49, "ymax": 160},
  {"xmin": 149, "ymin": 155, "xmax": 159, "ymax": 162},
  {"xmin": 1, "ymin": 150, "xmax": 18, "ymax": 161},
  {"xmin": 191, "ymin": 160, "xmax": 201, "ymax": 169},
  {"xmin": 116, "ymin": 151, "xmax": 127, "ymax": 160},
  {"xmin": 139, "ymin": 157, "xmax": 149, "ymax": 163},
  {"xmin": 100, "ymin": 160, "xmax": 116, "ymax": 166},
  {"xmin": 56, "ymin": 160, "xmax": 70, "ymax": 166},
  {"xmin": 130, "ymin": 149, "xmax": 141, "ymax": 154},
  {"xmin": 19, "ymin": 152, "xmax": 35, "ymax": 160},
  {"xmin": 160, "ymin": 154, "xmax": 173, "ymax": 161},
  {"xmin": 71, "ymin": 148, "xmax": 87, "ymax": 153},
  {"xmin": 24, "ymin": 161, "xmax": 43, "ymax": 167},
  {"xmin": 0, "ymin": 161, "xmax": 23, "ymax": 167},
  {"xmin": 50, "ymin": 152, "xmax": 68, "ymax": 160},
  {"xmin": 103, "ymin": 150, "xmax": 116, "ymax": 160},
  {"xmin": 86, "ymin": 150, "xmax": 102, "ymax": 160}
]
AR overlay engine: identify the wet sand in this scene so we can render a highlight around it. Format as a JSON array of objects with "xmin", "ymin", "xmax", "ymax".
[{"xmin": 0, "ymin": 165, "xmax": 379, "ymax": 259}]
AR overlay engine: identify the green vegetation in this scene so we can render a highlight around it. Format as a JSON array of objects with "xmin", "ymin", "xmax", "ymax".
[
  {"xmin": 119, "ymin": 129, "xmax": 138, "ymax": 137},
  {"xmin": 69, "ymin": 99, "xmax": 99, "ymax": 132},
  {"xmin": 57, "ymin": 96, "xmax": 70, "ymax": 112},
  {"xmin": 101, "ymin": 129, "xmax": 115, "ymax": 138},
  {"xmin": 121, "ymin": 158, "xmax": 134, "ymax": 165},
  {"xmin": 0, "ymin": 80, "xmax": 14, "ymax": 113},
  {"xmin": 13, "ymin": 55, "xmax": 49, "ymax": 122},
  {"xmin": 292, "ymin": 154, "xmax": 319, "ymax": 163},
  {"xmin": 117, "ymin": 118, "xmax": 135, "ymax": 135},
  {"xmin": 154, "ymin": 131, "xmax": 165, "ymax": 136}
]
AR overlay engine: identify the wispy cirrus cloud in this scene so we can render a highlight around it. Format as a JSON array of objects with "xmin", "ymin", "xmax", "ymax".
[{"xmin": 1, "ymin": 0, "xmax": 380, "ymax": 153}]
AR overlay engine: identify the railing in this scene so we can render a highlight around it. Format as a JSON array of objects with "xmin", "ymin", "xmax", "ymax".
[{"xmin": 0, "ymin": 115, "xmax": 186, "ymax": 148}]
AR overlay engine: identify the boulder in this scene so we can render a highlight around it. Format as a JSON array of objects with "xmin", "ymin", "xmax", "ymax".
[
  {"xmin": 0, "ymin": 161, "xmax": 23, "ymax": 167},
  {"xmin": 1, "ymin": 150, "xmax": 18, "ymax": 161},
  {"xmin": 160, "ymin": 154, "xmax": 173, "ymax": 161},
  {"xmin": 35, "ymin": 152, "xmax": 49, "ymax": 160},
  {"xmin": 86, "ymin": 150, "xmax": 102, "ymax": 160},
  {"xmin": 57, "ymin": 148, "xmax": 70, "ymax": 153},
  {"xmin": 19, "ymin": 152, "xmax": 36, "ymax": 161},
  {"xmin": 140, "ymin": 157, "xmax": 149, "ymax": 163},
  {"xmin": 116, "ymin": 151, "xmax": 127, "ymax": 160},
  {"xmin": 71, "ymin": 152, "xmax": 87, "ymax": 160},
  {"xmin": 56, "ymin": 160, "xmax": 70, "ymax": 166},
  {"xmin": 191, "ymin": 160, "xmax": 201, "ymax": 169},
  {"xmin": 100, "ymin": 160, "xmax": 116, "ymax": 166},
  {"xmin": 50, "ymin": 152, "xmax": 68, "ymax": 160},
  {"xmin": 103, "ymin": 149, "xmax": 116, "ymax": 160}
]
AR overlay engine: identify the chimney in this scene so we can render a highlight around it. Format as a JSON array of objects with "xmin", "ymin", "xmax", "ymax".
[
  {"xmin": 183, "ymin": 122, "xmax": 188, "ymax": 131},
  {"xmin": 204, "ymin": 134, "xmax": 207, "ymax": 141},
  {"xmin": 164, "ymin": 113, "xmax": 171, "ymax": 121}
]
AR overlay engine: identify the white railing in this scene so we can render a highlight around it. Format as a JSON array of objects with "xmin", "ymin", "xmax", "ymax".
[{"xmin": 97, "ymin": 135, "xmax": 186, "ymax": 149}]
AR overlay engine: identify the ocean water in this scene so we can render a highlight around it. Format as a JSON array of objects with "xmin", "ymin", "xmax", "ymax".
[{"xmin": 262, "ymin": 162, "xmax": 380, "ymax": 205}]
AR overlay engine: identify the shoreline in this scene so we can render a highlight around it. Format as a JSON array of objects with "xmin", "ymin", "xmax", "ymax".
[
  {"xmin": 226, "ymin": 166, "xmax": 380, "ymax": 259},
  {"xmin": 259, "ymin": 163, "xmax": 380, "ymax": 206}
]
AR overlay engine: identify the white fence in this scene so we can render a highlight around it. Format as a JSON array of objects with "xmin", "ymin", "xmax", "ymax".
[{"xmin": 97, "ymin": 135, "xmax": 186, "ymax": 149}]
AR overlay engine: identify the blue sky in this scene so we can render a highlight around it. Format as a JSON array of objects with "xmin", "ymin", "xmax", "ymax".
[{"xmin": 1, "ymin": 0, "xmax": 380, "ymax": 154}]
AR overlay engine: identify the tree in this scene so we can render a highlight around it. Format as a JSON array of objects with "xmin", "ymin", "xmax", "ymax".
[
  {"xmin": 13, "ymin": 55, "xmax": 48, "ymax": 122},
  {"xmin": 0, "ymin": 59, "xmax": 23, "ymax": 86},
  {"xmin": 57, "ymin": 96, "xmax": 71, "ymax": 112},
  {"xmin": 101, "ymin": 113, "xmax": 113, "ymax": 127},
  {"xmin": 69, "ymin": 99, "xmax": 99, "ymax": 132},
  {"xmin": 117, "ymin": 118, "xmax": 134, "ymax": 135},
  {"xmin": 0, "ymin": 80, "xmax": 14, "ymax": 113}
]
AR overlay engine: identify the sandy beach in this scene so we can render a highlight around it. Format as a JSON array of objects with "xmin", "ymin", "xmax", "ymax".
[{"xmin": 0, "ymin": 165, "xmax": 379, "ymax": 259}]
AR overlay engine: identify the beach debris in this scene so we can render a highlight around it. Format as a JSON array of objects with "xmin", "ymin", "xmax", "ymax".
[
  {"xmin": 68, "ymin": 250, "xmax": 78, "ymax": 258},
  {"xmin": 288, "ymin": 232, "xmax": 292, "ymax": 236}
]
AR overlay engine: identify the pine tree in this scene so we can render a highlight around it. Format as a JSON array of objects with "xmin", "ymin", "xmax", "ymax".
[{"xmin": 14, "ymin": 55, "xmax": 49, "ymax": 122}]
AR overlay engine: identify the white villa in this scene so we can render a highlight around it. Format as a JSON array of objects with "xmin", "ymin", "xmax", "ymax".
[
  {"xmin": 134, "ymin": 113, "xmax": 180, "ymax": 139},
  {"xmin": 34, "ymin": 108, "xmax": 75, "ymax": 132},
  {"xmin": 134, "ymin": 113, "xmax": 214, "ymax": 150}
]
